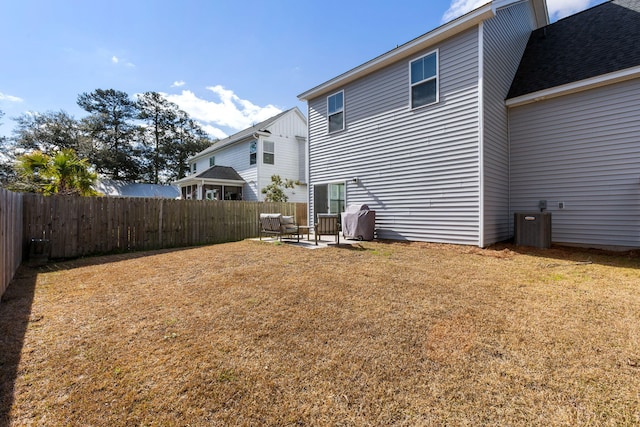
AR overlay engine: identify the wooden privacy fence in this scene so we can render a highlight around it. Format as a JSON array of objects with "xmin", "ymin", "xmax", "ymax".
[
  {"xmin": 1, "ymin": 188, "xmax": 23, "ymax": 296},
  {"xmin": 22, "ymin": 194, "xmax": 307, "ymax": 260}
]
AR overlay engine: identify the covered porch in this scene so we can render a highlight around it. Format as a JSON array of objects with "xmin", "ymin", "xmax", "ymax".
[{"xmin": 174, "ymin": 165, "xmax": 246, "ymax": 201}]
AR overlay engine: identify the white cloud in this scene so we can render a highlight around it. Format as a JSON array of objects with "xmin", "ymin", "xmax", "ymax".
[
  {"xmin": 200, "ymin": 124, "xmax": 229, "ymax": 140},
  {"xmin": 171, "ymin": 80, "xmax": 186, "ymax": 88},
  {"xmin": 165, "ymin": 85, "xmax": 282, "ymax": 139},
  {"xmin": 111, "ymin": 54, "xmax": 135, "ymax": 68},
  {"xmin": 547, "ymin": 0, "xmax": 593, "ymax": 20},
  {"xmin": 442, "ymin": 0, "xmax": 596, "ymax": 23},
  {"xmin": 0, "ymin": 92, "xmax": 23, "ymax": 102},
  {"xmin": 442, "ymin": 0, "xmax": 489, "ymax": 23}
]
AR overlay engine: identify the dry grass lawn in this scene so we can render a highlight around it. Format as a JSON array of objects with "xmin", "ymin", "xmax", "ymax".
[{"xmin": 1, "ymin": 240, "xmax": 639, "ymax": 426}]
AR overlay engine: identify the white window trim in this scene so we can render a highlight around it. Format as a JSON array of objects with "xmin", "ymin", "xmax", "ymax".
[
  {"xmin": 249, "ymin": 139, "xmax": 257, "ymax": 165},
  {"xmin": 409, "ymin": 49, "xmax": 439, "ymax": 110},
  {"xmin": 263, "ymin": 140, "xmax": 275, "ymax": 165},
  {"xmin": 313, "ymin": 180, "xmax": 348, "ymax": 214},
  {"xmin": 327, "ymin": 90, "xmax": 345, "ymax": 134}
]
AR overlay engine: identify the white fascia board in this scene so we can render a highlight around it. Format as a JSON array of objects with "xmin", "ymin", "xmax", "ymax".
[
  {"xmin": 531, "ymin": 0, "xmax": 549, "ymax": 27},
  {"xmin": 188, "ymin": 134, "xmax": 256, "ymax": 162},
  {"xmin": 298, "ymin": 4, "xmax": 495, "ymax": 101},
  {"xmin": 506, "ymin": 66, "xmax": 640, "ymax": 107},
  {"xmin": 173, "ymin": 175, "xmax": 198, "ymax": 185}
]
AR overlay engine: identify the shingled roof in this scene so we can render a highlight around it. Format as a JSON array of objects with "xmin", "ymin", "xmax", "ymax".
[
  {"xmin": 195, "ymin": 165, "xmax": 244, "ymax": 181},
  {"xmin": 507, "ymin": 0, "xmax": 640, "ymax": 99}
]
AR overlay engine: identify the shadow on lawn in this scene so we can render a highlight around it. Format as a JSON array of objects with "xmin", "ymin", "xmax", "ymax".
[
  {"xmin": 33, "ymin": 246, "xmax": 205, "ymax": 274},
  {"xmin": 491, "ymin": 242, "xmax": 640, "ymax": 270},
  {"xmin": 342, "ymin": 238, "xmax": 640, "ymax": 269},
  {"xmin": 0, "ymin": 266, "xmax": 37, "ymax": 427}
]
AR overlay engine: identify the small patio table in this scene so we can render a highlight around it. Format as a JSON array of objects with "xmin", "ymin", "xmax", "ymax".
[{"xmin": 297, "ymin": 225, "xmax": 311, "ymax": 241}]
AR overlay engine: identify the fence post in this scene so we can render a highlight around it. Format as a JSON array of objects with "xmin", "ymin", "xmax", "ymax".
[
  {"xmin": 158, "ymin": 199, "xmax": 163, "ymax": 247},
  {"xmin": 0, "ymin": 188, "xmax": 24, "ymax": 298}
]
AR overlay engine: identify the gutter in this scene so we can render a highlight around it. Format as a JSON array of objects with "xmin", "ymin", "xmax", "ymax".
[{"xmin": 506, "ymin": 66, "xmax": 640, "ymax": 108}]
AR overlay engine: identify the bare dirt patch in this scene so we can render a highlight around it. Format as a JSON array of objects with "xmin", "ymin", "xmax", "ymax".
[{"xmin": 1, "ymin": 240, "xmax": 639, "ymax": 426}]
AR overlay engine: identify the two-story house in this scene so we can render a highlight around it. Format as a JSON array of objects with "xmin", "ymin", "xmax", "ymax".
[
  {"xmin": 299, "ymin": 0, "xmax": 548, "ymax": 247},
  {"xmin": 299, "ymin": 0, "xmax": 640, "ymax": 250},
  {"xmin": 175, "ymin": 107, "xmax": 308, "ymax": 202}
]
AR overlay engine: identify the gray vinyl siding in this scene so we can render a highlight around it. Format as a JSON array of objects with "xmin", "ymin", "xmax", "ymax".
[
  {"xmin": 482, "ymin": 2, "xmax": 535, "ymax": 245},
  {"xmin": 308, "ymin": 27, "xmax": 481, "ymax": 244},
  {"xmin": 509, "ymin": 78, "xmax": 640, "ymax": 249}
]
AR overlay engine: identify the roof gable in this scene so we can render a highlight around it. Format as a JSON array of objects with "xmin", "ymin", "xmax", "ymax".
[
  {"xmin": 190, "ymin": 107, "xmax": 305, "ymax": 161},
  {"xmin": 508, "ymin": 0, "xmax": 640, "ymax": 99}
]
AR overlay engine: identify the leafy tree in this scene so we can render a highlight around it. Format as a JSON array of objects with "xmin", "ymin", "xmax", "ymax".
[
  {"xmin": 261, "ymin": 174, "xmax": 298, "ymax": 202},
  {"xmin": 12, "ymin": 110, "xmax": 89, "ymax": 156},
  {"xmin": 0, "ymin": 110, "xmax": 16, "ymax": 186},
  {"xmin": 166, "ymin": 110, "xmax": 213, "ymax": 182},
  {"xmin": 15, "ymin": 149, "xmax": 98, "ymax": 196},
  {"xmin": 78, "ymin": 89, "xmax": 141, "ymax": 180},
  {"xmin": 137, "ymin": 91, "xmax": 179, "ymax": 183}
]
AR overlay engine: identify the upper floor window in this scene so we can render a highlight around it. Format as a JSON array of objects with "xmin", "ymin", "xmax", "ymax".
[
  {"xmin": 209, "ymin": 156, "xmax": 215, "ymax": 167},
  {"xmin": 263, "ymin": 140, "xmax": 275, "ymax": 165},
  {"xmin": 249, "ymin": 140, "xmax": 257, "ymax": 165},
  {"xmin": 327, "ymin": 91, "xmax": 344, "ymax": 133},
  {"xmin": 192, "ymin": 163, "xmax": 197, "ymax": 173},
  {"xmin": 410, "ymin": 51, "xmax": 438, "ymax": 109}
]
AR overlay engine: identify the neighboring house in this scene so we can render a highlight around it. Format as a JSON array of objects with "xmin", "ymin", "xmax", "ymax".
[
  {"xmin": 95, "ymin": 179, "xmax": 180, "ymax": 198},
  {"xmin": 174, "ymin": 107, "xmax": 308, "ymax": 202},
  {"xmin": 506, "ymin": 0, "xmax": 640, "ymax": 250},
  {"xmin": 299, "ymin": 0, "xmax": 548, "ymax": 247},
  {"xmin": 299, "ymin": 0, "xmax": 640, "ymax": 250}
]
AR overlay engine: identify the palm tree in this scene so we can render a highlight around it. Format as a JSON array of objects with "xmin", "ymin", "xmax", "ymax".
[{"xmin": 16, "ymin": 149, "xmax": 98, "ymax": 196}]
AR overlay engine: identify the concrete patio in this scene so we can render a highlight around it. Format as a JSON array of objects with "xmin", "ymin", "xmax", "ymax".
[{"xmin": 253, "ymin": 232, "xmax": 364, "ymax": 249}]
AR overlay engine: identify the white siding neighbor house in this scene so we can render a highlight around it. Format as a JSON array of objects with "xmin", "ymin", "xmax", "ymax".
[
  {"xmin": 299, "ymin": 0, "xmax": 548, "ymax": 247},
  {"xmin": 175, "ymin": 107, "xmax": 308, "ymax": 202},
  {"xmin": 299, "ymin": 0, "xmax": 640, "ymax": 250}
]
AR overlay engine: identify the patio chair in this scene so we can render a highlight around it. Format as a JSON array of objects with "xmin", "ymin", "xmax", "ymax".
[
  {"xmin": 315, "ymin": 213, "xmax": 340, "ymax": 245},
  {"xmin": 259, "ymin": 213, "xmax": 300, "ymax": 242}
]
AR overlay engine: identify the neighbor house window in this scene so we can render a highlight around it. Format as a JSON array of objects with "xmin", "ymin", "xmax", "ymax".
[
  {"xmin": 249, "ymin": 140, "xmax": 257, "ymax": 165},
  {"xmin": 263, "ymin": 140, "xmax": 274, "ymax": 165},
  {"xmin": 327, "ymin": 91, "xmax": 344, "ymax": 133},
  {"xmin": 410, "ymin": 51, "xmax": 438, "ymax": 109},
  {"xmin": 192, "ymin": 163, "xmax": 197, "ymax": 173},
  {"xmin": 209, "ymin": 156, "xmax": 215, "ymax": 167}
]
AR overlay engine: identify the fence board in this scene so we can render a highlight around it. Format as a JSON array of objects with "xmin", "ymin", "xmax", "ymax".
[
  {"xmin": 19, "ymin": 195, "xmax": 306, "ymax": 260},
  {"xmin": 0, "ymin": 188, "xmax": 23, "ymax": 298}
]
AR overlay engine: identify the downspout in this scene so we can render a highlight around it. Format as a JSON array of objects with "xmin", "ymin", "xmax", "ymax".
[
  {"xmin": 477, "ymin": 22, "xmax": 485, "ymax": 248},
  {"xmin": 507, "ymin": 106, "xmax": 512, "ymax": 237},
  {"xmin": 306, "ymin": 105, "xmax": 311, "ymax": 226}
]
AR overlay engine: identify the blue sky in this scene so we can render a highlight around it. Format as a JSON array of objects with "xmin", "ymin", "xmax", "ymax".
[{"xmin": 0, "ymin": 0, "xmax": 606, "ymax": 140}]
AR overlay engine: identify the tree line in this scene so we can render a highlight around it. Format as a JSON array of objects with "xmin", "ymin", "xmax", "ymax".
[{"xmin": 0, "ymin": 89, "xmax": 214, "ymax": 194}]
